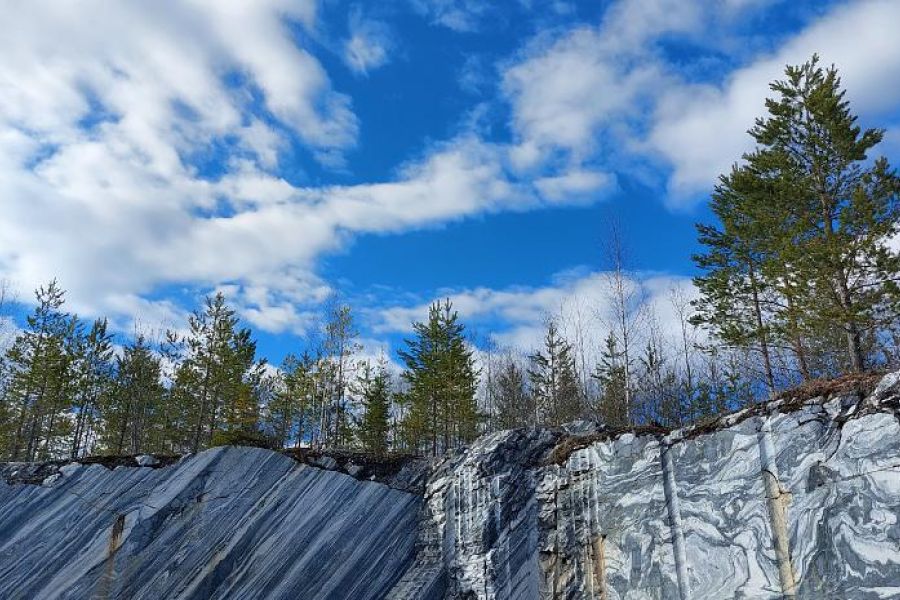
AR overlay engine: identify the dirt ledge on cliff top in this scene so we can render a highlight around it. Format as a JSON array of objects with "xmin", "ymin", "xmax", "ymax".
[{"xmin": 1, "ymin": 447, "xmax": 430, "ymax": 493}]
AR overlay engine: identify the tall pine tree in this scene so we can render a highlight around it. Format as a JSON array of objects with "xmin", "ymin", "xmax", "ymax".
[
  {"xmin": 355, "ymin": 358, "xmax": 392, "ymax": 454},
  {"xmin": 399, "ymin": 300, "xmax": 479, "ymax": 456},
  {"xmin": 694, "ymin": 56, "xmax": 900, "ymax": 381},
  {"xmin": 749, "ymin": 56, "xmax": 900, "ymax": 372}
]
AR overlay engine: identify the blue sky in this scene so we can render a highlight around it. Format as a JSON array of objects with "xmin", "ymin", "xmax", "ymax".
[{"xmin": 1, "ymin": 0, "xmax": 899, "ymax": 365}]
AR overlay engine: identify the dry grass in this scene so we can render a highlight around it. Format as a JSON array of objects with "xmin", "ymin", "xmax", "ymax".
[
  {"xmin": 773, "ymin": 371, "xmax": 883, "ymax": 403},
  {"xmin": 545, "ymin": 424, "xmax": 670, "ymax": 466}
]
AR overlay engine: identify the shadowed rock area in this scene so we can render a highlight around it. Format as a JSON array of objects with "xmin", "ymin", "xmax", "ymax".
[
  {"xmin": 2, "ymin": 373, "xmax": 900, "ymax": 599},
  {"xmin": 0, "ymin": 447, "xmax": 421, "ymax": 599}
]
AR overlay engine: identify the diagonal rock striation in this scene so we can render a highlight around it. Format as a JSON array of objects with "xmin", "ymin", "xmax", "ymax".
[{"xmin": 0, "ymin": 447, "xmax": 420, "ymax": 599}]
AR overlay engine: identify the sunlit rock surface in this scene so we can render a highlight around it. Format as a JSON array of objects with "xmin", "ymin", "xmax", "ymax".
[
  {"xmin": 396, "ymin": 373, "xmax": 900, "ymax": 599},
  {"xmin": 2, "ymin": 373, "xmax": 899, "ymax": 599}
]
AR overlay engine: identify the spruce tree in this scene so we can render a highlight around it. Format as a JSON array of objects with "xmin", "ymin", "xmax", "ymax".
[
  {"xmin": 494, "ymin": 358, "xmax": 532, "ymax": 430},
  {"xmin": 592, "ymin": 332, "xmax": 629, "ymax": 426},
  {"xmin": 528, "ymin": 320, "xmax": 582, "ymax": 427},
  {"xmin": 355, "ymin": 358, "xmax": 392, "ymax": 453}
]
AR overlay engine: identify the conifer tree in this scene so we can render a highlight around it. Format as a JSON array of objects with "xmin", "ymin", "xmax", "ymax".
[
  {"xmin": 103, "ymin": 335, "xmax": 164, "ymax": 454},
  {"xmin": 4, "ymin": 281, "xmax": 74, "ymax": 461},
  {"xmin": 169, "ymin": 293, "xmax": 264, "ymax": 452},
  {"xmin": 695, "ymin": 56, "xmax": 900, "ymax": 381},
  {"xmin": 219, "ymin": 329, "xmax": 265, "ymax": 436},
  {"xmin": 692, "ymin": 165, "xmax": 783, "ymax": 391},
  {"xmin": 69, "ymin": 318, "xmax": 114, "ymax": 458},
  {"xmin": 399, "ymin": 299, "xmax": 479, "ymax": 455},
  {"xmin": 748, "ymin": 56, "xmax": 900, "ymax": 372},
  {"xmin": 528, "ymin": 320, "xmax": 582, "ymax": 426},
  {"xmin": 592, "ymin": 332, "xmax": 629, "ymax": 425},
  {"xmin": 494, "ymin": 357, "xmax": 532, "ymax": 430},
  {"xmin": 355, "ymin": 358, "xmax": 392, "ymax": 453},
  {"xmin": 267, "ymin": 352, "xmax": 315, "ymax": 448}
]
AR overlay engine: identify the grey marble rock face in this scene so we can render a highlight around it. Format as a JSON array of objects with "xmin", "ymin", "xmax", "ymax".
[
  {"xmin": 0, "ymin": 446, "xmax": 420, "ymax": 600},
  {"xmin": 400, "ymin": 373, "xmax": 900, "ymax": 599},
  {"xmin": 389, "ymin": 428, "xmax": 562, "ymax": 600}
]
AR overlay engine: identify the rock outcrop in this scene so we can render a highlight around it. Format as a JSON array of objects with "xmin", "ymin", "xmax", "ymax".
[{"xmin": 2, "ymin": 373, "xmax": 899, "ymax": 599}]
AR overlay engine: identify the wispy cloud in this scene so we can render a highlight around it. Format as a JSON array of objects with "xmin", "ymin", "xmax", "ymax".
[
  {"xmin": 371, "ymin": 268, "xmax": 699, "ymax": 364},
  {"xmin": 500, "ymin": 0, "xmax": 900, "ymax": 209},
  {"xmin": 649, "ymin": 0, "xmax": 900, "ymax": 205},
  {"xmin": 409, "ymin": 0, "xmax": 491, "ymax": 32},
  {"xmin": 343, "ymin": 7, "xmax": 393, "ymax": 75}
]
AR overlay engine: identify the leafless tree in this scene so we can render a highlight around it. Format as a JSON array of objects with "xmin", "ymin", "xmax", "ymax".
[{"xmin": 597, "ymin": 220, "xmax": 647, "ymax": 424}]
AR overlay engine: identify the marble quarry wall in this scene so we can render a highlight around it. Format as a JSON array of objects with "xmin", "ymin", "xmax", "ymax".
[
  {"xmin": 2, "ymin": 372, "xmax": 899, "ymax": 599},
  {"xmin": 393, "ymin": 372, "xmax": 900, "ymax": 599}
]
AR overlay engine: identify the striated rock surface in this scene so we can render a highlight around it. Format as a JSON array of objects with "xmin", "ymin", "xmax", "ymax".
[
  {"xmin": 0, "ymin": 446, "xmax": 420, "ymax": 599},
  {"xmin": 2, "ymin": 373, "xmax": 899, "ymax": 599}
]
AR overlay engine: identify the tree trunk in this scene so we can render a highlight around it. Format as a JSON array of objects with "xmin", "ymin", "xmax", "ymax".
[
  {"xmin": 192, "ymin": 363, "xmax": 212, "ymax": 453},
  {"xmin": 820, "ymin": 190, "xmax": 865, "ymax": 372},
  {"xmin": 748, "ymin": 262, "xmax": 776, "ymax": 393},
  {"xmin": 836, "ymin": 276, "xmax": 865, "ymax": 372},
  {"xmin": 784, "ymin": 292, "xmax": 811, "ymax": 381}
]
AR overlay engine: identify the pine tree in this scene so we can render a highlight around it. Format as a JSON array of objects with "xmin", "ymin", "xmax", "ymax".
[
  {"xmin": 592, "ymin": 332, "xmax": 628, "ymax": 426},
  {"xmin": 696, "ymin": 56, "xmax": 900, "ymax": 380},
  {"xmin": 399, "ymin": 300, "xmax": 479, "ymax": 456},
  {"xmin": 750, "ymin": 56, "xmax": 900, "ymax": 372},
  {"xmin": 355, "ymin": 358, "xmax": 392, "ymax": 453},
  {"xmin": 69, "ymin": 318, "xmax": 114, "ymax": 458},
  {"xmin": 494, "ymin": 358, "xmax": 532, "ymax": 430},
  {"xmin": 103, "ymin": 335, "xmax": 164, "ymax": 454},
  {"xmin": 634, "ymin": 337, "xmax": 685, "ymax": 426},
  {"xmin": 4, "ymin": 281, "xmax": 74, "ymax": 461},
  {"xmin": 693, "ymin": 346, "xmax": 754, "ymax": 417},
  {"xmin": 267, "ymin": 352, "xmax": 315, "ymax": 448},
  {"xmin": 219, "ymin": 328, "xmax": 265, "ymax": 436},
  {"xmin": 528, "ymin": 320, "xmax": 582, "ymax": 427},
  {"xmin": 169, "ymin": 292, "xmax": 264, "ymax": 452}
]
